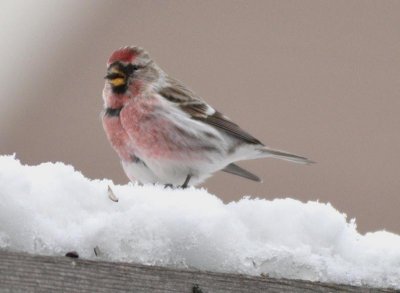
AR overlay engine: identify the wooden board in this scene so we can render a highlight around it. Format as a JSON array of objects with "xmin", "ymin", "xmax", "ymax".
[{"xmin": 0, "ymin": 250, "xmax": 395, "ymax": 292}]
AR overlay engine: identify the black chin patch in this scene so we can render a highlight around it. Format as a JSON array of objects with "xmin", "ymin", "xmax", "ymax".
[{"xmin": 111, "ymin": 84, "xmax": 128, "ymax": 94}]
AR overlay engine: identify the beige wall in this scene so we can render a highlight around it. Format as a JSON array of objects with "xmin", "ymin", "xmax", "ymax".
[{"xmin": 1, "ymin": 0, "xmax": 399, "ymax": 233}]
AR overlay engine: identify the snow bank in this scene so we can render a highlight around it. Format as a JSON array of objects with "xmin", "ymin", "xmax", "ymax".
[{"xmin": 0, "ymin": 155, "xmax": 399, "ymax": 289}]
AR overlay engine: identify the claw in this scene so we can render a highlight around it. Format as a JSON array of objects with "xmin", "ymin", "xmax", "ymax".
[{"xmin": 164, "ymin": 175, "xmax": 192, "ymax": 189}]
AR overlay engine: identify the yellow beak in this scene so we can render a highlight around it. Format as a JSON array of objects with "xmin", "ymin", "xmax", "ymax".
[
  {"xmin": 109, "ymin": 78, "xmax": 126, "ymax": 87},
  {"xmin": 106, "ymin": 67, "xmax": 126, "ymax": 87}
]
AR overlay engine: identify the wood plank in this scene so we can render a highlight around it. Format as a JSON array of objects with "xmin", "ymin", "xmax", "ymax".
[{"xmin": 0, "ymin": 250, "xmax": 395, "ymax": 293}]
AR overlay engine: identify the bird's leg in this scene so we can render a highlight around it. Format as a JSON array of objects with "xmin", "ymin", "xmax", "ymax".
[
  {"xmin": 181, "ymin": 174, "xmax": 192, "ymax": 189},
  {"xmin": 164, "ymin": 183, "xmax": 174, "ymax": 189}
]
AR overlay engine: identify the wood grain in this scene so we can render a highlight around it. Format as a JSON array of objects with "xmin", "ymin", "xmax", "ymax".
[{"xmin": 0, "ymin": 250, "xmax": 395, "ymax": 293}]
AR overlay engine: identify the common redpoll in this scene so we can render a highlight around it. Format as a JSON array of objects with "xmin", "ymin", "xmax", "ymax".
[{"xmin": 102, "ymin": 46, "xmax": 312, "ymax": 187}]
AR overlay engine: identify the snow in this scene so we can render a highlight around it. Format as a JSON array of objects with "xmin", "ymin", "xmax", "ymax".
[{"xmin": 0, "ymin": 155, "xmax": 399, "ymax": 289}]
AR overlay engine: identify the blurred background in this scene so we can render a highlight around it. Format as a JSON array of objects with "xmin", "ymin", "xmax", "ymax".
[{"xmin": 1, "ymin": 0, "xmax": 399, "ymax": 234}]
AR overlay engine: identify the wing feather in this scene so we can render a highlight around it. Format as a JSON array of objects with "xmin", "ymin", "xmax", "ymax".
[{"xmin": 159, "ymin": 78, "xmax": 263, "ymax": 145}]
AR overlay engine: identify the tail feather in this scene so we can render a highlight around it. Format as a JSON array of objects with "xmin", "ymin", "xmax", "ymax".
[{"xmin": 261, "ymin": 147, "xmax": 315, "ymax": 164}]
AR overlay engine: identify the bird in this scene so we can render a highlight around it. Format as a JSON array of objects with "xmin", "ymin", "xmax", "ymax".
[{"xmin": 102, "ymin": 46, "xmax": 312, "ymax": 188}]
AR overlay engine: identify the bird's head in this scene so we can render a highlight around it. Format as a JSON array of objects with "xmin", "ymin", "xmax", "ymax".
[{"xmin": 105, "ymin": 46, "xmax": 161, "ymax": 94}]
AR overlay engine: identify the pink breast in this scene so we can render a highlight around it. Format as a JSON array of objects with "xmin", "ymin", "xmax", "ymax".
[
  {"xmin": 120, "ymin": 100, "xmax": 188, "ymax": 160},
  {"xmin": 102, "ymin": 115, "xmax": 134, "ymax": 162}
]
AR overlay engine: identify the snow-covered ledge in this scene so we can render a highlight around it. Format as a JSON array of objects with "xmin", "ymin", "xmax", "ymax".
[{"xmin": 0, "ymin": 155, "xmax": 399, "ymax": 290}]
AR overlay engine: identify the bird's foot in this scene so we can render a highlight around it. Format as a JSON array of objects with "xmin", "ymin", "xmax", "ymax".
[{"xmin": 164, "ymin": 174, "xmax": 192, "ymax": 189}]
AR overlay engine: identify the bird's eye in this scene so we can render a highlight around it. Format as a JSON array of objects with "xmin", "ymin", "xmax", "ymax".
[{"xmin": 125, "ymin": 64, "xmax": 140, "ymax": 76}]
